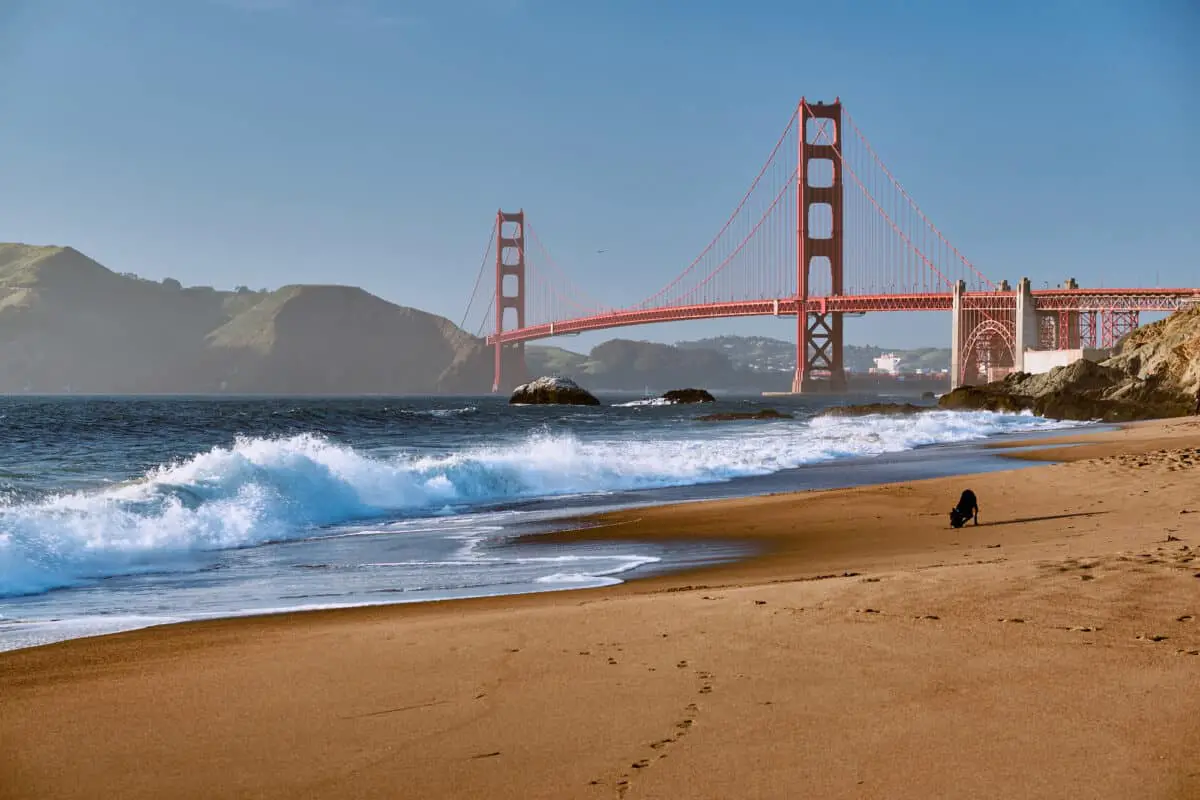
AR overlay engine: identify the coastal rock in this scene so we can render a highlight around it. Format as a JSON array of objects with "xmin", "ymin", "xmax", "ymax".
[
  {"xmin": 819, "ymin": 402, "xmax": 927, "ymax": 418},
  {"xmin": 1104, "ymin": 306, "xmax": 1200, "ymax": 396},
  {"xmin": 696, "ymin": 408, "xmax": 793, "ymax": 422},
  {"xmin": 509, "ymin": 375, "xmax": 600, "ymax": 406},
  {"xmin": 662, "ymin": 388, "xmax": 715, "ymax": 404},
  {"xmin": 938, "ymin": 372, "xmax": 1184, "ymax": 422},
  {"xmin": 938, "ymin": 309, "xmax": 1200, "ymax": 422},
  {"xmin": 1003, "ymin": 359, "xmax": 1126, "ymax": 397},
  {"xmin": 938, "ymin": 385, "xmax": 1034, "ymax": 415}
]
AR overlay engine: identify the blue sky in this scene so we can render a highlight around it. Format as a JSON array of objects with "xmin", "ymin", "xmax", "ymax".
[{"xmin": 0, "ymin": 0, "xmax": 1196, "ymax": 352}]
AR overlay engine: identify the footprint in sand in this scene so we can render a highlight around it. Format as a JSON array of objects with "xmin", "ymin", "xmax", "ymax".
[
  {"xmin": 602, "ymin": 697, "xmax": 710, "ymax": 790},
  {"xmin": 1176, "ymin": 615, "xmax": 1194, "ymax": 623},
  {"xmin": 1136, "ymin": 633, "xmax": 1169, "ymax": 642}
]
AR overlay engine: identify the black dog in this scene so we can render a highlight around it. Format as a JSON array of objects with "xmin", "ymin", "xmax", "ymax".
[{"xmin": 950, "ymin": 489, "xmax": 979, "ymax": 528}]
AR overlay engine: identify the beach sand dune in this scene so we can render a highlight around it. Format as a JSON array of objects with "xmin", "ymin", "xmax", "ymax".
[{"xmin": 3, "ymin": 419, "xmax": 1199, "ymax": 799}]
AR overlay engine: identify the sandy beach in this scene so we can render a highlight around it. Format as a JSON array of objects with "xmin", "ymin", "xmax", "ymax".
[{"xmin": 3, "ymin": 418, "xmax": 1200, "ymax": 799}]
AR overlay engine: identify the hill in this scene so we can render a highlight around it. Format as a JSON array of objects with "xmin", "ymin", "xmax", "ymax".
[
  {"xmin": 0, "ymin": 243, "xmax": 492, "ymax": 394},
  {"xmin": 524, "ymin": 345, "xmax": 587, "ymax": 377},
  {"xmin": 204, "ymin": 285, "xmax": 491, "ymax": 394},
  {"xmin": 526, "ymin": 335, "xmax": 953, "ymax": 393},
  {"xmin": 674, "ymin": 335, "xmax": 951, "ymax": 373}
]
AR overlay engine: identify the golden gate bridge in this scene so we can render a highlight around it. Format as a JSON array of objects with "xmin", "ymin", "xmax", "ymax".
[{"xmin": 460, "ymin": 98, "xmax": 1199, "ymax": 393}]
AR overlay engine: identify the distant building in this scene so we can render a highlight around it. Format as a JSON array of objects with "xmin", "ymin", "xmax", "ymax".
[{"xmin": 871, "ymin": 353, "xmax": 902, "ymax": 375}]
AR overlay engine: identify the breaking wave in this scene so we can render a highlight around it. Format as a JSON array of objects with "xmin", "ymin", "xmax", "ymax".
[{"xmin": 0, "ymin": 410, "xmax": 1078, "ymax": 597}]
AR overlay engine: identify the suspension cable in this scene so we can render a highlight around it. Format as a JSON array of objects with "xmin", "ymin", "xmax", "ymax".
[{"xmin": 459, "ymin": 217, "xmax": 498, "ymax": 331}]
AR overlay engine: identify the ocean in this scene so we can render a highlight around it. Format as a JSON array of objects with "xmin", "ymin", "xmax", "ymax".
[{"xmin": 0, "ymin": 394, "xmax": 1086, "ymax": 652}]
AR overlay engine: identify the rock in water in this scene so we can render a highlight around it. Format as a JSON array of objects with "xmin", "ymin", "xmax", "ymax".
[
  {"xmin": 662, "ymin": 388, "xmax": 715, "ymax": 404},
  {"xmin": 696, "ymin": 409, "xmax": 793, "ymax": 422},
  {"xmin": 937, "ymin": 384, "xmax": 1034, "ymax": 415},
  {"xmin": 509, "ymin": 375, "xmax": 601, "ymax": 406},
  {"xmin": 819, "ymin": 402, "xmax": 927, "ymax": 418}
]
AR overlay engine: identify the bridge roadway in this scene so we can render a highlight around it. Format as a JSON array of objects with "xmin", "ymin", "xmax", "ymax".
[{"xmin": 486, "ymin": 288, "xmax": 1200, "ymax": 346}]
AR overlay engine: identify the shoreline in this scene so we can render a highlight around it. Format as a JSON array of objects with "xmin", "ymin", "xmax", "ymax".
[
  {"xmin": 3, "ymin": 417, "xmax": 1199, "ymax": 799},
  {"xmin": 0, "ymin": 420, "xmax": 1090, "ymax": 654}
]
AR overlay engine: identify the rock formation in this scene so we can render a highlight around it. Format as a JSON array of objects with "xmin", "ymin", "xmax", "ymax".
[
  {"xmin": 819, "ymin": 402, "xmax": 927, "ymax": 417},
  {"xmin": 509, "ymin": 376, "xmax": 601, "ymax": 406},
  {"xmin": 1104, "ymin": 306, "xmax": 1200, "ymax": 396},
  {"xmin": 939, "ymin": 307, "xmax": 1200, "ymax": 421},
  {"xmin": 697, "ymin": 409, "xmax": 793, "ymax": 422},
  {"xmin": 662, "ymin": 388, "xmax": 715, "ymax": 404}
]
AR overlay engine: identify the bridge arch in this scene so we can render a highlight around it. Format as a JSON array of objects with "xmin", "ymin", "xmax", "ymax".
[{"xmin": 960, "ymin": 317, "xmax": 1016, "ymax": 385}]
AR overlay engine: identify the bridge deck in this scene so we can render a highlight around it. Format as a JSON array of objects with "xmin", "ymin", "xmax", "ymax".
[{"xmin": 487, "ymin": 289, "xmax": 1200, "ymax": 346}]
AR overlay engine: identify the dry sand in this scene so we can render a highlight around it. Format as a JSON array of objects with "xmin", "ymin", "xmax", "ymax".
[{"xmin": 3, "ymin": 418, "xmax": 1200, "ymax": 799}]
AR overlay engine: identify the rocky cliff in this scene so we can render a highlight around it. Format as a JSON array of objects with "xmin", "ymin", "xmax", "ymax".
[
  {"xmin": 0, "ymin": 243, "xmax": 492, "ymax": 394},
  {"xmin": 939, "ymin": 307, "xmax": 1200, "ymax": 421},
  {"xmin": 1104, "ymin": 307, "xmax": 1200, "ymax": 397}
]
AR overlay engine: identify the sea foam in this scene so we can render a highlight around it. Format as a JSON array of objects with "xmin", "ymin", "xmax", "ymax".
[{"xmin": 0, "ymin": 410, "xmax": 1079, "ymax": 597}]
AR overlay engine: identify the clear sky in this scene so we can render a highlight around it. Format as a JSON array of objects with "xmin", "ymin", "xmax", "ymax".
[{"xmin": 1, "ymin": 0, "xmax": 1196, "ymax": 352}]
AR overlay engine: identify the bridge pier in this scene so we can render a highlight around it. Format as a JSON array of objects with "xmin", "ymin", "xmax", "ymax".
[
  {"xmin": 950, "ymin": 281, "xmax": 964, "ymax": 388},
  {"xmin": 492, "ymin": 344, "xmax": 527, "ymax": 394},
  {"xmin": 1014, "ymin": 277, "xmax": 1037, "ymax": 373},
  {"xmin": 791, "ymin": 311, "xmax": 846, "ymax": 393}
]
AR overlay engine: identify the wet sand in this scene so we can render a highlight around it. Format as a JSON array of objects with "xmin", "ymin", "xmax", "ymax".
[{"xmin": 3, "ymin": 418, "xmax": 1200, "ymax": 799}]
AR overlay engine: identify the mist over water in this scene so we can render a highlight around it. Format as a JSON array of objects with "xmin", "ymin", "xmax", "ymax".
[{"xmin": 0, "ymin": 395, "xmax": 1085, "ymax": 650}]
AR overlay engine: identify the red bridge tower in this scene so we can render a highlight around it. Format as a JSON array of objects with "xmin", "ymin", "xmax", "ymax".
[
  {"xmin": 493, "ymin": 209, "xmax": 527, "ymax": 392},
  {"xmin": 793, "ymin": 99, "xmax": 846, "ymax": 393}
]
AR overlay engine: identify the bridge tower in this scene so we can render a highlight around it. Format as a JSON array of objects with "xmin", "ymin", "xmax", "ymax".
[
  {"xmin": 792, "ymin": 99, "xmax": 846, "ymax": 393},
  {"xmin": 493, "ymin": 209, "xmax": 527, "ymax": 392}
]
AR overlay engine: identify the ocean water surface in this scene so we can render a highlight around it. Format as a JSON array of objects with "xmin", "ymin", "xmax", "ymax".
[{"xmin": 0, "ymin": 394, "xmax": 1086, "ymax": 651}]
